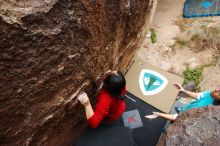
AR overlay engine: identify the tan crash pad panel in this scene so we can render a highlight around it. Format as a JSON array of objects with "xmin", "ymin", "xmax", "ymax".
[{"xmin": 125, "ymin": 58, "xmax": 183, "ymax": 113}]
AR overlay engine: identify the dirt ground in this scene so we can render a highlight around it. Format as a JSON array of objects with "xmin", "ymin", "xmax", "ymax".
[{"xmin": 137, "ymin": 0, "xmax": 220, "ymax": 91}]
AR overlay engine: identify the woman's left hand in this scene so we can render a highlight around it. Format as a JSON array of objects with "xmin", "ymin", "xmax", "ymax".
[{"xmin": 78, "ymin": 92, "xmax": 90, "ymax": 107}]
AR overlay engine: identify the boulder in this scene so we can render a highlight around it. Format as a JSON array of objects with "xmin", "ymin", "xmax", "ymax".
[
  {"xmin": 157, "ymin": 106, "xmax": 220, "ymax": 146},
  {"xmin": 0, "ymin": 0, "xmax": 155, "ymax": 145}
]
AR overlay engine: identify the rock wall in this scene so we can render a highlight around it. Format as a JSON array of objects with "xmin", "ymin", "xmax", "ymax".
[
  {"xmin": 157, "ymin": 106, "xmax": 220, "ymax": 146},
  {"xmin": 0, "ymin": 0, "xmax": 155, "ymax": 145}
]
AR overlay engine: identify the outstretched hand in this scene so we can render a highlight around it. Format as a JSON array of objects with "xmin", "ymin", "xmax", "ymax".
[
  {"xmin": 173, "ymin": 83, "xmax": 184, "ymax": 91},
  {"xmin": 145, "ymin": 111, "xmax": 160, "ymax": 119}
]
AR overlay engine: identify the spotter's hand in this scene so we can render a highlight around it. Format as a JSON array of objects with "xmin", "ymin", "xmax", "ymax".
[
  {"xmin": 145, "ymin": 112, "xmax": 159, "ymax": 119},
  {"xmin": 173, "ymin": 83, "xmax": 184, "ymax": 91}
]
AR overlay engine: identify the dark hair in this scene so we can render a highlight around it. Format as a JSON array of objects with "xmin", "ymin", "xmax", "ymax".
[
  {"xmin": 211, "ymin": 90, "xmax": 220, "ymax": 105},
  {"xmin": 102, "ymin": 71, "xmax": 126, "ymax": 99},
  {"xmin": 213, "ymin": 100, "xmax": 220, "ymax": 105}
]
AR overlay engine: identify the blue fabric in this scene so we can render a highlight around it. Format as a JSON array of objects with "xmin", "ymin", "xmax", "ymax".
[
  {"xmin": 180, "ymin": 90, "xmax": 214, "ymax": 112},
  {"xmin": 184, "ymin": 0, "xmax": 220, "ymax": 18}
]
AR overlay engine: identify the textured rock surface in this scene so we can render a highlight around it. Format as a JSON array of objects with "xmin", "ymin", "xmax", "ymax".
[
  {"xmin": 0, "ymin": 0, "xmax": 154, "ymax": 145},
  {"xmin": 157, "ymin": 106, "xmax": 220, "ymax": 146}
]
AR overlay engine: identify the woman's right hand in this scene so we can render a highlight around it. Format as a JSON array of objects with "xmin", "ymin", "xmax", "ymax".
[
  {"xmin": 173, "ymin": 83, "xmax": 184, "ymax": 92},
  {"xmin": 105, "ymin": 70, "xmax": 117, "ymax": 77},
  {"xmin": 78, "ymin": 92, "xmax": 90, "ymax": 107},
  {"xmin": 105, "ymin": 70, "xmax": 112, "ymax": 75}
]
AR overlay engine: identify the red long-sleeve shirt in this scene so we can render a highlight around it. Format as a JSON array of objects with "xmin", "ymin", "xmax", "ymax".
[{"xmin": 88, "ymin": 88, "xmax": 126, "ymax": 128}]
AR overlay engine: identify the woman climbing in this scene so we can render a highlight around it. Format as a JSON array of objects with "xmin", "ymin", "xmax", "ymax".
[{"xmin": 78, "ymin": 70, "xmax": 126, "ymax": 128}]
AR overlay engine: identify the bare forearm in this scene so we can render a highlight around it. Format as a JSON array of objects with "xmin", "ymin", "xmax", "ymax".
[
  {"xmin": 84, "ymin": 103, "xmax": 94, "ymax": 119},
  {"xmin": 158, "ymin": 113, "xmax": 178, "ymax": 121},
  {"xmin": 182, "ymin": 90, "xmax": 198, "ymax": 99}
]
